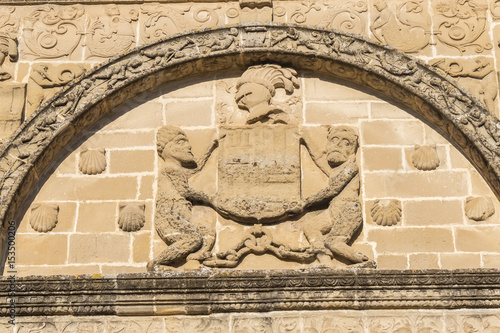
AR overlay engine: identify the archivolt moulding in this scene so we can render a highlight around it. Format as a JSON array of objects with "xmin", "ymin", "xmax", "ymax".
[{"xmin": 1, "ymin": 23, "xmax": 500, "ymax": 231}]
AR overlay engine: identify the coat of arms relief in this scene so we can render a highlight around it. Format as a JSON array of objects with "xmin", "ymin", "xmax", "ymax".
[{"xmin": 149, "ymin": 64, "xmax": 374, "ymax": 271}]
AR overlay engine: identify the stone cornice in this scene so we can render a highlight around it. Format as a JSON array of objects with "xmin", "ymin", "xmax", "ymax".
[{"xmin": 1, "ymin": 269, "xmax": 500, "ymax": 316}]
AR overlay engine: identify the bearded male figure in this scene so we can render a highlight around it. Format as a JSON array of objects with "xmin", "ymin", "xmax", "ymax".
[
  {"xmin": 301, "ymin": 126, "xmax": 370, "ymax": 266},
  {"xmin": 148, "ymin": 126, "xmax": 217, "ymax": 271}
]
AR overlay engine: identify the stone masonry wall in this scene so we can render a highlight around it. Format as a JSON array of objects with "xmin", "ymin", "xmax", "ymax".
[{"xmin": 11, "ymin": 72, "xmax": 500, "ymax": 276}]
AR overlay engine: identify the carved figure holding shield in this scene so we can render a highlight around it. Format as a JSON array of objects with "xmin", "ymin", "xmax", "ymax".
[
  {"xmin": 148, "ymin": 126, "xmax": 217, "ymax": 271},
  {"xmin": 301, "ymin": 126, "xmax": 371, "ymax": 266}
]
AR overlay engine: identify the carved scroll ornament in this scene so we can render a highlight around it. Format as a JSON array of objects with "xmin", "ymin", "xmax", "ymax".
[{"xmin": 1, "ymin": 24, "xmax": 500, "ymax": 259}]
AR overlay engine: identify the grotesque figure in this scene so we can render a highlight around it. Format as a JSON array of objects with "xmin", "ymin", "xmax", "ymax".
[
  {"xmin": 148, "ymin": 126, "xmax": 217, "ymax": 271},
  {"xmin": 0, "ymin": 33, "xmax": 18, "ymax": 81},
  {"xmin": 234, "ymin": 64, "xmax": 299, "ymax": 124},
  {"xmin": 301, "ymin": 126, "xmax": 370, "ymax": 266}
]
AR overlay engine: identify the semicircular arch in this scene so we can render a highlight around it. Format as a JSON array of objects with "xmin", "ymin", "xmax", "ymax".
[{"xmin": 1, "ymin": 23, "xmax": 500, "ymax": 226}]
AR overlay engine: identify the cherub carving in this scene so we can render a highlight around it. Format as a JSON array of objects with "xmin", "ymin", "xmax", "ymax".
[
  {"xmin": 301, "ymin": 126, "xmax": 371, "ymax": 266},
  {"xmin": 148, "ymin": 126, "xmax": 217, "ymax": 271}
]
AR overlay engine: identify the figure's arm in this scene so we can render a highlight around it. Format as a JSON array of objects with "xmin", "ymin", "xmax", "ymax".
[
  {"xmin": 303, "ymin": 159, "xmax": 358, "ymax": 209},
  {"xmin": 300, "ymin": 129, "xmax": 330, "ymax": 176},
  {"xmin": 186, "ymin": 135, "xmax": 221, "ymax": 178}
]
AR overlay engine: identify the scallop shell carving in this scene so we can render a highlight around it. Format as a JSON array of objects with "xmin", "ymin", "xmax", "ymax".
[
  {"xmin": 370, "ymin": 199, "xmax": 402, "ymax": 226},
  {"xmin": 118, "ymin": 203, "xmax": 146, "ymax": 232},
  {"xmin": 465, "ymin": 196, "xmax": 495, "ymax": 221},
  {"xmin": 30, "ymin": 203, "xmax": 59, "ymax": 233},
  {"xmin": 411, "ymin": 145, "xmax": 440, "ymax": 171},
  {"xmin": 79, "ymin": 148, "xmax": 106, "ymax": 175}
]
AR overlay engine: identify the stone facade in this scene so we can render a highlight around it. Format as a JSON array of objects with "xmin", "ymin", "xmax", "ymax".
[{"xmin": 0, "ymin": 0, "xmax": 500, "ymax": 329}]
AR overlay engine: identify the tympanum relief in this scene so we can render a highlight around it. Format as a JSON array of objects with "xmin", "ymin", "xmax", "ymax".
[{"xmin": 149, "ymin": 64, "xmax": 373, "ymax": 271}]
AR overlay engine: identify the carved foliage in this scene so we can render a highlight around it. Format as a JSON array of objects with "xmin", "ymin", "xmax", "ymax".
[
  {"xmin": 371, "ymin": 0, "xmax": 431, "ymax": 53},
  {"xmin": 23, "ymin": 5, "xmax": 85, "ymax": 59},
  {"xmin": 140, "ymin": 4, "xmax": 220, "ymax": 42},
  {"xmin": 86, "ymin": 5, "xmax": 138, "ymax": 58},
  {"xmin": 274, "ymin": 1, "xmax": 368, "ymax": 35},
  {"xmin": 434, "ymin": 0, "xmax": 492, "ymax": 54}
]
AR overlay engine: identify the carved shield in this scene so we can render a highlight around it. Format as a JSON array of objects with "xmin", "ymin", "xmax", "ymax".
[{"xmin": 217, "ymin": 125, "xmax": 301, "ymax": 224}]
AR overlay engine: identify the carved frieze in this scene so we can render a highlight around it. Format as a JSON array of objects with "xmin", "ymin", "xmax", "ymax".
[
  {"xmin": 2, "ymin": 270, "xmax": 500, "ymax": 316},
  {"xmin": 371, "ymin": 0, "xmax": 431, "ymax": 53},
  {"xmin": 22, "ymin": 5, "xmax": 85, "ymax": 60},
  {"xmin": 433, "ymin": 0, "xmax": 492, "ymax": 55},
  {"xmin": 1, "ymin": 25, "xmax": 500, "ymax": 251},
  {"xmin": 140, "ymin": 3, "xmax": 222, "ymax": 42},
  {"xmin": 26, "ymin": 63, "xmax": 89, "ymax": 117},
  {"xmin": 274, "ymin": 1, "xmax": 368, "ymax": 36},
  {"xmin": 85, "ymin": 5, "xmax": 138, "ymax": 59},
  {"xmin": 430, "ymin": 57, "xmax": 497, "ymax": 114}
]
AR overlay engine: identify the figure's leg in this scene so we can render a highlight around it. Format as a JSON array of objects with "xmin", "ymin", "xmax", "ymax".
[
  {"xmin": 302, "ymin": 210, "xmax": 334, "ymax": 265},
  {"xmin": 147, "ymin": 232, "xmax": 203, "ymax": 271},
  {"xmin": 326, "ymin": 196, "xmax": 368, "ymax": 264},
  {"xmin": 324, "ymin": 235, "xmax": 368, "ymax": 263},
  {"xmin": 187, "ymin": 224, "xmax": 215, "ymax": 261}
]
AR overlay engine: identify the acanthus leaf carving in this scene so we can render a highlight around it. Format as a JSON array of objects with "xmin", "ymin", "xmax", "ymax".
[
  {"xmin": 371, "ymin": 0, "xmax": 431, "ymax": 53},
  {"xmin": 85, "ymin": 5, "xmax": 138, "ymax": 59},
  {"xmin": 23, "ymin": 5, "xmax": 85, "ymax": 59},
  {"xmin": 140, "ymin": 4, "xmax": 220, "ymax": 43},
  {"xmin": 434, "ymin": 0, "xmax": 492, "ymax": 54}
]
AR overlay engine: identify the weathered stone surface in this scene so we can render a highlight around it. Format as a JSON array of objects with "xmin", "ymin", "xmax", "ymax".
[{"xmin": 1, "ymin": 269, "xmax": 500, "ymax": 316}]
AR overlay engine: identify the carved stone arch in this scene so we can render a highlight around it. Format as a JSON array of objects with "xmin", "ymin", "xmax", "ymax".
[{"xmin": 1, "ymin": 23, "xmax": 500, "ymax": 229}]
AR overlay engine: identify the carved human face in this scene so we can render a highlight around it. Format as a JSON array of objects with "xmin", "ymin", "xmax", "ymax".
[
  {"xmin": 326, "ymin": 132, "xmax": 357, "ymax": 167},
  {"xmin": 163, "ymin": 134, "xmax": 195, "ymax": 166},
  {"xmin": 235, "ymin": 82, "xmax": 272, "ymax": 111}
]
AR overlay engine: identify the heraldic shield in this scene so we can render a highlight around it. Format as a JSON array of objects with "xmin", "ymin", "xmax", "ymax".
[
  {"xmin": 217, "ymin": 125, "xmax": 301, "ymax": 224},
  {"xmin": 149, "ymin": 64, "xmax": 373, "ymax": 271}
]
